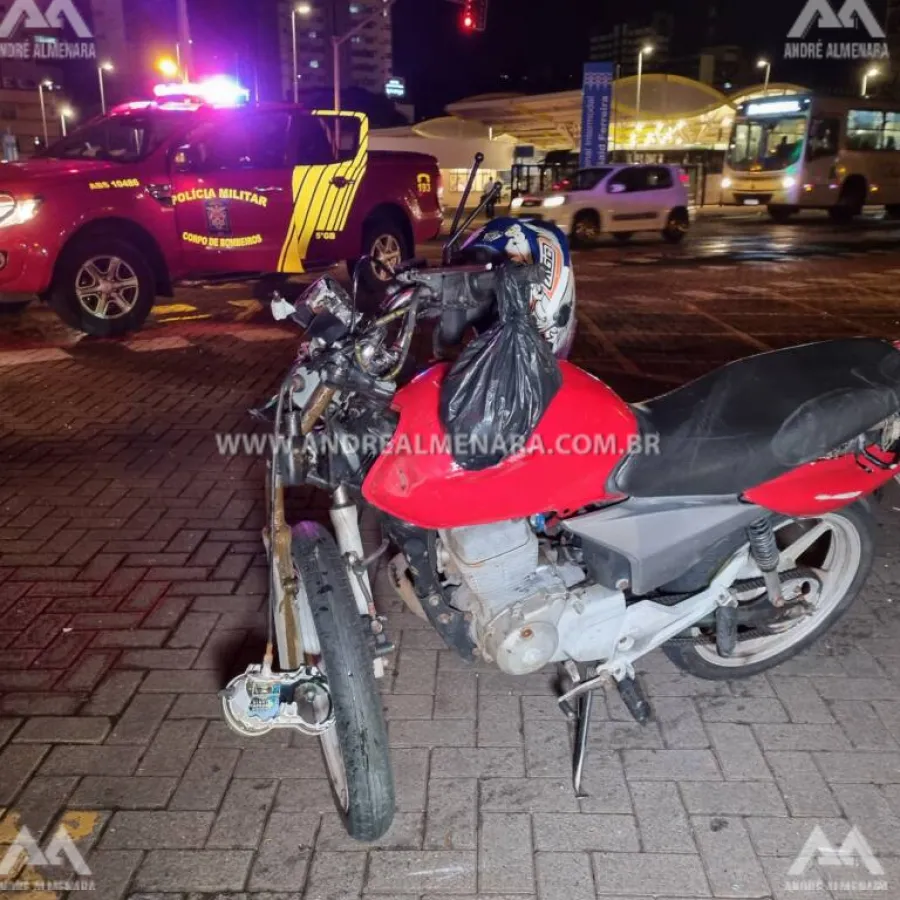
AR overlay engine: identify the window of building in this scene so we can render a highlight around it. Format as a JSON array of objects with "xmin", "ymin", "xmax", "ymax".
[
  {"xmin": 349, "ymin": 2, "xmax": 361, "ymax": 12},
  {"xmin": 309, "ymin": 59, "xmax": 320, "ymax": 68}
]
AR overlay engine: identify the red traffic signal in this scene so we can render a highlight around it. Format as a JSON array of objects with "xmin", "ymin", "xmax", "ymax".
[{"xmin": 460, "ymin": 0, "xmax": 486, "ymax": 32}]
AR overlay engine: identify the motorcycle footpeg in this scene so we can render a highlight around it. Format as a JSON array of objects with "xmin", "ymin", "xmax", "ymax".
[
  {"xmin": 616, "ymin": 675, "xmax": 653, "ymax": 725},
  {"xmin": 220, "ymin": 663, "xmax": 334, "ymax": 738},
  {"xmin": 716, "ymin": 605, "xmax": 739, "ymax": 658}
]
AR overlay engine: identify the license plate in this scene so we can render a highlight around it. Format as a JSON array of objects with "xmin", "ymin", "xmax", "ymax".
[{"xmin": 743, "ymin": 199, "xmax": 761, "ymax": 206}]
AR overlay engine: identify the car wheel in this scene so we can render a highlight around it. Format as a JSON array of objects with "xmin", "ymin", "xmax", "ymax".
[
  {"xmin": 613, "ymin": 231, "xmax": 633, "ymax": 243},
  {"xmin": 48, "ymin": 237, "xmax": 155, "ymax": 337},
  {"xmin": 571, "ymin": 210, "xmax": 600, "ymax": 247},
  {"xmin": 352, "ymin": 218, "xmax": 411, "ymax": 298},
  {"xmin": 767, "ymin": 205, "xmax": 796, "ymax": 224},
  {"xmin": 662, "ymin": 209, "xmax": 689, "ymax": 243},
  {"xmin": 829, "ymin": 180, "xmax": 866, "ymax": 224}
]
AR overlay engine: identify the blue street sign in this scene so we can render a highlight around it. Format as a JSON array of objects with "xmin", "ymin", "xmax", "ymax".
[{"xmin": 581, "ymin": 62, "xmax": 614, "ymax": 167}]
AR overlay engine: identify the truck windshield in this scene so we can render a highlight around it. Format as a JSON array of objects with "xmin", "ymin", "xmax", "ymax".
[
  {"xmin": 39, "ymin": 115, "xmax": 187, "ymax": 163},
  {"xmin": 726, "ymin": 116, "xmax": 807, "ymax": 172}
]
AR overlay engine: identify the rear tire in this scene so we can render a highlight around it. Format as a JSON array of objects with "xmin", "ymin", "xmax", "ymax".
[
  {"xmin": 350, "ymin": 217, "xmax": 411, "ymax": 303},
  {"xmin": 663, "ymin": 503, "xmax": 875, "ymax": 680},
  {"xmin": 829, "ymin": 180, "xmax": 866, "ymax": 223},
  {"xmin": 291, "ymin": 522, "xmax": 395, "ymax": 841},
  {"xmin": 47, "ymin": 236, "xmax": 155, "ymax": 337},
  {"xmin": 662, "ymin": 208, "xmax": 689, "ymax": 243}
]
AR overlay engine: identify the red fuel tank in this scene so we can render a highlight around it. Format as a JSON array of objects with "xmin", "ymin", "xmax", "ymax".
[{"xmin": 363, "ymin": 361, "xmax": 639, "ymax": 529}]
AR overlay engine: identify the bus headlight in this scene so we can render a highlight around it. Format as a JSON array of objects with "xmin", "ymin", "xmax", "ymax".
[
  {"xmin": 543, "ymin": 195, "xmax": 567, "ymax": 208},
  {"xmin": 782, "ymin": 175, "xmax": 797, "ymax": 189},
  {"xmin": 721, "ymin": 177, "xmax": 733, "ymax": 189}
]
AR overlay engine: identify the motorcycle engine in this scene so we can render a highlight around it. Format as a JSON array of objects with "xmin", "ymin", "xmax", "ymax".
[{"xmin": 437, "ymin": 520, "xmax": 586, "ymax": 675}]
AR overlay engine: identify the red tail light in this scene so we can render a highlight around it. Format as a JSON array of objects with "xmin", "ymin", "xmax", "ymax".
[{"xmin": 679, "ymin": 170, "xmax": 690, "ymax": 185}]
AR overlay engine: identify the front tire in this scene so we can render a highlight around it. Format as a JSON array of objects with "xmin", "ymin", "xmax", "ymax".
[
  {"xmin": 291, "ymin": 522, "xmax": 395, "ymax": 841},
  {"xmin": 663, "ymin": 503, "xmax": 875, "ymax": 680},
  {"xmin": 47, "ymin": 237, "xmax": 155, "ymax": 337},
  {"xmin": 571, "ymin": 210, "xmax": 600, "ymax": 247}
]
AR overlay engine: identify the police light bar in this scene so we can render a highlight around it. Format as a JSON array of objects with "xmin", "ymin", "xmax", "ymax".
[
  {"xmin": 153, "ymin": 76, "xmax": 249, "ymax": 107},
  {"xmin": 745, "ymin": 99, "xmax": 804, "ymax": 116}
]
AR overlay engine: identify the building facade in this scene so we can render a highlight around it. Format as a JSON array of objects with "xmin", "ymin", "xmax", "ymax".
[
  {"xmin": 589, "ymin": 13, "xmax": 674, "ymax": 77},
  {"xmin": 278, "ymin": 0, "xmax": 393, "ymax": 101}
]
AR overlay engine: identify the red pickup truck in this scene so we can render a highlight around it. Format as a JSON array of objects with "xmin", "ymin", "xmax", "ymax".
[{"xmin": 0, "ymin": 101, "xmax": 443, "ymax": 335}]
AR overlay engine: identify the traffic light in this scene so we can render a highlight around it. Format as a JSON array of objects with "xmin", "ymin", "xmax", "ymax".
[{"xmin": 460, "ymin": 0, "xmax": 487, "ymax": 32}]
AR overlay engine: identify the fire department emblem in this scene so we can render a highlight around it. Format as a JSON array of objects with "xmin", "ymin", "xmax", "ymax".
[{"xmin": 205, "ymin": 199, "xmax": 231, "ymax": 236}]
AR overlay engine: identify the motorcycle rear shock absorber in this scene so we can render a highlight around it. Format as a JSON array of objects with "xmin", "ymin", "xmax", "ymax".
[{"xmin": 747, "ymin": 518, "xmax": 784, "ymax": 607}]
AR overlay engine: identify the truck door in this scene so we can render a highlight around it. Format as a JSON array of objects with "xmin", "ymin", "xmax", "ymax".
[
  {"xmin": 277, "ymin": 111, "xmax": 367, "ymax": 272},
  {"xmin": 171, "ymin": 109, "xmax": 295, "ymax": 274}
]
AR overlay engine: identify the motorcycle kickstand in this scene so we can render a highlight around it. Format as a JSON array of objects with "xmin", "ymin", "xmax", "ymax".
[{"xmin": 572, "ymin": 688, "xmax": 594, "ymax": 800}]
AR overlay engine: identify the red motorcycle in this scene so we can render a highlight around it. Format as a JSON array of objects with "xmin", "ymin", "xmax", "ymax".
[{"xmin": 222, "ymin": 261, "xmax": 900, "ymax": 843}]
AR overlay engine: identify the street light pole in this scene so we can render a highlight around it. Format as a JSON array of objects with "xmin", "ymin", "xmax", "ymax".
[
  {"xmin": 862, "ymin": 66, "xmax": 879, "ymax": 97},
  {"xmin": 757, "ymin": 59, "xmax": 771, "ymax": 95},
  {"xmin": 98, "ymin": 62, "xmax": 112, "ymax": 115},
  {"xmin": 37, "ymin": 81, "xmax": 51, "ymax": 146},
  {"xmin": 635, "ymin": 44, "xmax": 653, "ymax": 160},
  {"xmin": 292, "ymin": 3, "xmax": 312, "ymax": 104}
]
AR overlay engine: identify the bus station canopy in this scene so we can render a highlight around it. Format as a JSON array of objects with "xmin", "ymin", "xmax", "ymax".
[{"xmin": 445, "ymin": 75, "xmax": 809, "ymax": 153}]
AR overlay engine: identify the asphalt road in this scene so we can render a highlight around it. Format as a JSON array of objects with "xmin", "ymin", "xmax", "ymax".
[{"xmin": 3, "ymin": 209, "xmax": 900, "ymax": 401}]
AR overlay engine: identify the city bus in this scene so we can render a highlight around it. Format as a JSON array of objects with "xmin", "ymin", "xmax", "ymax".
[{"xmin": 721, "ymin": 94, "xmax": 900, "ymax": 222}]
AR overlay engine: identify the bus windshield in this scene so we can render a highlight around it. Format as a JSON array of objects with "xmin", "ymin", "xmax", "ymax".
[{"xmin": 726, "ymin": 116, "xmax": 807, "ymax": 172}]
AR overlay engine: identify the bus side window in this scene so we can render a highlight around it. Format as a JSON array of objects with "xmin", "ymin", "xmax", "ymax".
[
  {"xmin": 808, "ymin": 118, "xmax": 839, "ymax": 160},
  {"xmin": 885, "ymin": 113, "xmax": 900, "ymax": 151}
]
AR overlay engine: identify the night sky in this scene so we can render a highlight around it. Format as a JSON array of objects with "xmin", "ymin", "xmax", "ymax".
[{"xmin": 131, "ymin": 0, "xmax": 898, "ymax": 117}]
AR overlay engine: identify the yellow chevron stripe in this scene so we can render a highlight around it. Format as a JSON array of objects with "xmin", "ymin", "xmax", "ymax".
[{"xmin": 277, "ymin": 111, "xmax": 369, "ymax": 273}]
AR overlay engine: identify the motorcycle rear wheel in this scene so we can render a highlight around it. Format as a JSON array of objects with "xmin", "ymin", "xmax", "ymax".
[
  {"xmin": 290, "ymin": 522, "xmax": 395, "ymax": 841},
  {"xmin": 664, "ymin": 502, "xmax": 875, "ymax": 680}
]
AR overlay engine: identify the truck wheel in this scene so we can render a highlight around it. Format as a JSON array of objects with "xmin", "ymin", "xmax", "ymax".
[
  {"xmin": 48, "ymin": 237, "xmax": 155, "ymax": 337},
  {"xmin": 351, "ymin": 218, "xmax": 411, "ymax": 296}
]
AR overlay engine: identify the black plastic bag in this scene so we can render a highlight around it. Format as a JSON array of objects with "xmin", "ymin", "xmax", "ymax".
[{"xmin": 439, "ymin": 267, "xmax": 563, "ymax": 470}]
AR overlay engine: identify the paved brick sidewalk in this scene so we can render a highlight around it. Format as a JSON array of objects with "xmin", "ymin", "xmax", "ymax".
[{"xmin": 2, "ymin": 256, "xmax": 900, "ymax": 899}]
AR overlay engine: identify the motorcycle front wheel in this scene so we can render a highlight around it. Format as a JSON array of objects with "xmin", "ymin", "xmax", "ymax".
[
  {"xmin": 664, "ymin": 502, "xmax": 875, "ymax": 680},
  {"xmin": 290, "ymin": 522, "xmax": 395, "ymax": 841}
]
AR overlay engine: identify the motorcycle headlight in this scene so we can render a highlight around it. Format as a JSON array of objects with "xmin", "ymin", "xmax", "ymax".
[
  {"xmin": 543, "ymin": 195, "xmax": 567, "ymax": 208},
  {"xmin": 0, "ymin": 193, "xmax": 42, "ymax": 227}
]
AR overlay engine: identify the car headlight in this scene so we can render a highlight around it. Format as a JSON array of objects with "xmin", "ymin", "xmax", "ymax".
[
  {"xmin": 510, "ymin": 197, "xmax": 523, "ymax": 209},
  {"xmin": 782, "ymin": 176, "xmax": 796, "ymax": 188},
  {"xmin": 721, "ymin": 177, "xmax": 733, "ymax": 189},
  {"xmin": 0, "ymin": 194, "xmax": 42, "ymax": 227},
  {"xmin": 543, "ymin": 195, "xmax": 567, "ymax": 208}
]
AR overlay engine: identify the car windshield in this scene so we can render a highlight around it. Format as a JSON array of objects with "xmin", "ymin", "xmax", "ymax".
[
  {"xmin": 39, "ymin": 114, "xmax": 189, "ymax": 163},
  {"xmin": 571, "ymin": 167, "xmax": 614, "ymax": 190},
  {"xmin": 726, "ymin": 116, "xmax": 807, "ymax": 172}
]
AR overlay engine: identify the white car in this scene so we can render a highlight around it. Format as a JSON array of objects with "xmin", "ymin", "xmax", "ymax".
[{"xmin": 511, "ymin": 164, "xmax": 692, "ymax": 245}]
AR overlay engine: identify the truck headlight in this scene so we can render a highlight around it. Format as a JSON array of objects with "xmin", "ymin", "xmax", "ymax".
[
  {"xmin": 721, "ymin": 177, "xmax": 732, "ymax": 189},
  {"xmin": 543, "ymin": 195, "xmax": 567, "ymax": 208},
  {"xmin": 0, "ymin": 194, "xmax": 42, "ymax": 227}
]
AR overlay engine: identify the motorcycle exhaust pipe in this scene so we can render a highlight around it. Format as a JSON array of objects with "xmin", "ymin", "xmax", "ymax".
[{"xmin": 387, "ymin": 553, "xmax": 427, "ymax": 620}]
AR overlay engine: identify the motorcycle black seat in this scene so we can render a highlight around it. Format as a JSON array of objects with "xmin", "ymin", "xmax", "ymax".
[{"xmin": 615, "ymin": 338, "xmax": 900, "ymax": 498}]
